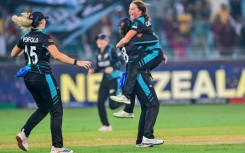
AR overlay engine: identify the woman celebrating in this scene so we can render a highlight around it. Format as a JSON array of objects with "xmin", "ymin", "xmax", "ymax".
[
  {"xmin": 11, "ymin": 11, "xmax": 91, "ymax": 153},
  {"xmin": 88, "ymin": 33, "xmax": 124, "ymax": 132},
  {"xmin": 111, "ymin": 1, "xmax": 165, "ymax": 147}
]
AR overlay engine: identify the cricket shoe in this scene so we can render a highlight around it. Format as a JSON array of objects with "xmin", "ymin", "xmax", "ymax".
[
  {"xmin": 142, "ymin": 136, "xmax": 164, "ymax": 145},
  {"xmin": 136, "ymin": 143, "xmax": 154, "ymax": 148},
  {"xmin": 98, "ymin": 125, "xmax": 112, "ymax": 132},
  {"xmin": 110, "ymin": 95, "xmax": 130, "ymax": 104},
  {"xmin": 113, "ymin": 110, "xmax": 134, "ymax": 118},
  {"xmin": 16, "ymin": 129, "xmax": 28, "ymax": 152},
  {"xmin": 50, "ymin": 146, "xmax": 73, "ymax": 153}
]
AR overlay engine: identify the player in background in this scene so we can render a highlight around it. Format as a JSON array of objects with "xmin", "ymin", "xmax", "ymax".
[
  {"xmin": 11, "ymin": 11, "xmax": 91, "ymax": 153},
  {"xmin": 110, "ymin": 0, "xmax": 167, "ymax": 104},
  {"xmin": 88, "ymin": 33, "xmax": 124, "ymax": 132}
]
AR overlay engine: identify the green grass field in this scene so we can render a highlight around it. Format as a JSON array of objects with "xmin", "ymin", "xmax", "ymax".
[{"xmin": 0, "ymin": 104, "xmax": 245, "ymax": 153}]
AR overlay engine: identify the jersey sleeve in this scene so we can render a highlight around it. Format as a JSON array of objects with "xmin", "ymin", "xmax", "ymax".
[
  {"xmin": 94, "ymin": 55, "xmax": 103, "ymax": 73},
  {"xmin": 16, "ymin": 38, "xmax": 24, "ymax": 49},
  {"xmin": 42, "ymin": 34, "xmax": 54, "ymax": 47},
  {"xmin": 131, "ymin": 20, "xmax": 144, "ymax": 33},
  {"xmin": 110, "ymin": 48, "xmax": 124, "ymax": 70}
]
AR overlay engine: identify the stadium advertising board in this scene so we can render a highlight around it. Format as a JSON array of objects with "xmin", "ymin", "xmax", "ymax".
[{"xmin": 0, "ymin": 60, "xmax": 244, "ymax": 107}]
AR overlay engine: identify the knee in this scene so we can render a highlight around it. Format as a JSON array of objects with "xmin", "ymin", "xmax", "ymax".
[
  {"xmin": 37, "ymin": 107, "xmax": 49, "ymax": 114},
  {"xmin": 50, "ymin": 104, "xmax": 63, "ymax": 118},
  {"xmin": 148, "ymin": 100, "xmax": 160, "ymax": 109}
]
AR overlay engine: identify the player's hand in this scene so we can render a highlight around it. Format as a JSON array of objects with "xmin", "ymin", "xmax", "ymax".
[
  {"xmin": 105, "ymin": 67, "xmax": 113, "ymax": 74},
  {"xmin": 88, "ymin": 68, "xmax": 94, "ymax": 74},
  {"xmin": 163, "ymin": 54, "xmax": 167, "ymax": 64},
  {"xmin": 77, "ymin": 61, "xmax": 92, "ymax": 69}
]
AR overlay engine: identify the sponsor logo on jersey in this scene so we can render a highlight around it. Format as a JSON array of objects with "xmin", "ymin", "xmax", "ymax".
[
  {"xmin": 98, "ymin": 61, "xmax": 110, "ymax": 67},
  {"xmin": 137, "ymin": 33, "xmax": 142, "ymax": 37},
  {"xmin": 48, "ymin": 38, "xmax": 53, "ymax": 42},
  {"xmin": 23, "ymin": 37, "xmax": 39, "ymax": 43}
]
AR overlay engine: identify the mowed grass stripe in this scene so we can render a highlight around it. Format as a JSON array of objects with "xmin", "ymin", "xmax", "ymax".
[{"xmin": 0, "ymin": 104, "xmax": 244, "ymax": 153}]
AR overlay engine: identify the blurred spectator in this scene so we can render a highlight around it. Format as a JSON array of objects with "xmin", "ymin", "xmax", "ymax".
[
  {"xmin": 211, "ymin": 3, "xmax": 230, "ymax": 24},
  {"xmin": 209, "ymin": 0, "xmax": 229, "ymax": 18},
  {"xmin": 0, "ymin": 7, "xmax": 6, "ymax": 57},
  {"xmin": 238, "ymin": 21, "xmax": 245, "ymax": 55},
  {"xmin": 1, "ymin": 0, "xmax": 245, "ymax": 62},
  {"xmin": 177, "ymin": 8, "xmax": 193, "ymax": 37},
  {"xmin": 230, "ymin": 0, "xmax": 241, "ymax": 19},
  {"xmin": 100, "ymin": 17, "xmax": 112, "ymax": 38},
  {"xmin": 79, "ymin": 35, "xmax": 93, "ymax": 60},
  {"xmin": 212, "ymin": 16, "xmax": 223, "ymax": 47},
  {"xmin": 217, "ymin": 22, "xmax": 236, "ymax": 57},
  {"xmin": 169, "ymin": 34, "xmax": 192, "ymax": 60},
  {"xmin": 109, "ymin": 5, "xmax": 125, "ymax": 44},
  {"xmin": 192, "ymin": 13, "xmax": 209, "ymax": 58}
]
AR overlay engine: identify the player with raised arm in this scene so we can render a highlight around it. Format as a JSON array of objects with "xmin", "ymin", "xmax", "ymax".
[
  {"xmin": 11, "ymin": 11, "xmax": 91, "ymax": 153},
  {"xmin": 110, "ymin": 0, "xmax": 167, "ymax": 104}
]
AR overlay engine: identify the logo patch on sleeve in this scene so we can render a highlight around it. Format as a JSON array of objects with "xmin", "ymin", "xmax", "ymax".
[{"xmin": 48, "ymin": 38, "xmax": 53, "ymax": 42}]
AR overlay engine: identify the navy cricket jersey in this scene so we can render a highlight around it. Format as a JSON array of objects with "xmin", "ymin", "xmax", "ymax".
[
  {"xmin": 125, "ymin": 16, "xmax": 160, "ymax": 56},
  {"xmin": 17, "ymin": 29, "xmax": 54, "ymax": 74},
  {"xmin": 94, "ymin": 45, "xmax": 124, "ymax": 80}
]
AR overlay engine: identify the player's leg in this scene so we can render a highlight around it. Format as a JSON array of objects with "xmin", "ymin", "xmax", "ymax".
[
  {"xmin": 16, "ymin": 74, "xmax": 53, "ymax": 151},
  {"xmin": 111, "ymin": 49, "xmax": 163, "ymax": 103},
  {"xmin": 21, "ymin": 78, "xmax": 50, "ymax": 137},
  {"xmin": 135, "ymin": 72, "xmax": 164, "ymax": 145},
  {"xmin": 45, "ymin": 74, "xmax": 73, "ymax": 152},
  {"xmin": 135, "ymin": 93, "xmax": 147, "ymax": 145},
  {"xmin": 108, "ymin": 78, "xmax": 123, "ymax": 110},
  {"xmin": 97, "ymin": 79, "xmax": 112, "ymax": 132},
  {"xmin": 113, "ymin": 92, "xmax": 136, "ymax": 118},
  {"xmin": 138, "ymin": 48, "xmax": 163, "ymax": 71}
]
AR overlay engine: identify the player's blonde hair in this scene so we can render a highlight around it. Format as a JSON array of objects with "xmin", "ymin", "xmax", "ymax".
[{"xmin": 12, "ymin": 12, "xmax": 32, "ymax": 32}]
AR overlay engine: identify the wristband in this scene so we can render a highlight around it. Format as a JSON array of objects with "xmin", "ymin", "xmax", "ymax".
[{"xmin": 74, "ymin": 59, "xmax": 77, "ymax": 65}]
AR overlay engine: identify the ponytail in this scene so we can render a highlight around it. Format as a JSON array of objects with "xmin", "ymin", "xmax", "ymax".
[{"xmin": 12, "ymin": 12, "xmax": 32, "ymax": 32}]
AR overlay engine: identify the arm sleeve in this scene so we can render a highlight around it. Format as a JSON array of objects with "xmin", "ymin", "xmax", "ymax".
[
  {"xmin": 17, "ymin": 39, "xmax": 24, "ymax": 49},
  {"xmin": 131, "ymin": 20, "xmax": 144, "ymax": 33},
  {"xmin": 93, "ymin": 56, "xmax": 102, "ymax": 73},
  {"xmin": 110, "ymin": 48, "xmax": 125, "ymax": 70},
  {"xmin": 42, "ymin": 34, "xmax": 54, "ymax": 47}
]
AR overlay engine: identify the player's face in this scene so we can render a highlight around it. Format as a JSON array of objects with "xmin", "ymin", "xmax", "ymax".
[
  {"xmin": 129, "ymin": 3, "xmax": 142, "ymax": 21},
  {"xmin": 96, "ymin": 38, "xmax": 108, "ymax": 49}
]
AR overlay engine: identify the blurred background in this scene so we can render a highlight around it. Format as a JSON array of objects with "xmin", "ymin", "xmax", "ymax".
[{"xmin": 0, "ymin": 0, "xmax": 245, "ymax": 108}]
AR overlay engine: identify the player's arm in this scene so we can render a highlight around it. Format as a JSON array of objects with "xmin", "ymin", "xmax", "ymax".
[
  {"xmin": 11, "ymin": 45, "xmax": 23, "ymax": 57},
  {"xmin": 111, "ymin": 49, "xmax": 124, "ymax": 69},
  {"xmin": 47, "ymin": 44, "xmax": 91, "ymax": 69},
  {"xmin": 116, "ymin": 30, "xmax": 137, "ymax": 49}
]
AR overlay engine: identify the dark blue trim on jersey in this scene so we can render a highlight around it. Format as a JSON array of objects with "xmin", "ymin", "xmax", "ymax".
[
  {"xmin": 137, "ymin": 74, "xmax": 150, "ymax": 97},
  {"xmin": 143, "ymin": 50, "xmax": 159, "ymax": 64},
  {"xmin": 137, "ymin": 16, "xmax": 145, "ymax": 24},
  {"xmin": 134, "ymin": 40, "xmax": 159, "ymax": 45},
  {"xmin": 45, "ymin": 74, "xmax": 58, "ymax": 104}
]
